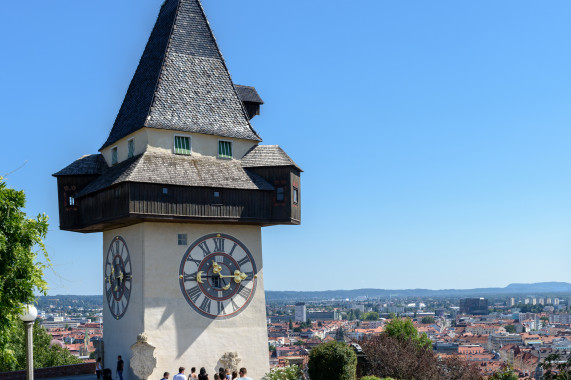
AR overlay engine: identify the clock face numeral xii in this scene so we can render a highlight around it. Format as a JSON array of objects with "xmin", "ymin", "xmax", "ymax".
[{"xmin": 179, "ymin": 233, "xmax": 257, "ymax": 320}]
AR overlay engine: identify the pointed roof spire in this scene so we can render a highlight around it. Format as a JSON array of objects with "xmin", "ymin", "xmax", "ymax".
[{"xmin": 101, "ymin": 0, "xmax": 261, "ymax": 150}]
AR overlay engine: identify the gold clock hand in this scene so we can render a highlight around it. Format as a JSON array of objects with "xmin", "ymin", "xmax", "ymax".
[
  {"xmin": 212, "ymin": 260, "xmax": 222, "ymax": 274},
  {"xmin": 218, "ymin": 270, "xmax": 248, "ymax": 283},
  {"xmin": 117, "ymin": 271, "xmax": 124, "ymax": 282}
]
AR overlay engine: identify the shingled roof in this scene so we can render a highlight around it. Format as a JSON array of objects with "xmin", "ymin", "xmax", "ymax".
[
  {"xmin": 76, "ymin": 152, "xmax": 273, "ymax": 198},
  {"xmin": 235, "ymin": 85, "xmax": 264, "ymax": 104},
  {"xmin": 101, "ymin": 0, "xmax": 261, "ymax": 150},
  {"xmin": 241, "ymin": 145, "xmax": 302, "ymax": 172},
  {"xmin": 52, "ymin": 154, "xmax": 107, "ymax": 176}
]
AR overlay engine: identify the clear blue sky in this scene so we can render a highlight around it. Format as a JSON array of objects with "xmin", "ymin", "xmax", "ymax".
[{"xmin": 1, "ymin": 1, "xmax": 570, "ymax": 295}]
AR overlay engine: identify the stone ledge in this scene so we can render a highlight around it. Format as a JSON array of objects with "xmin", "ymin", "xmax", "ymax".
[{"xmin": 0, "ymin": 362, "xmax": 95, "ymax": 380}]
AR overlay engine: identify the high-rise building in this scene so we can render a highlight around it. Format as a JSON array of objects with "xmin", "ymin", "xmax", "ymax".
[
  {"xmin": 509, "ymin": 298, "xmax": 515, "ymax": 307},
  {"xmin": 460, "ymin": 298, "xmax": 489, "ymax": 315},
  {"xmin": 295, "ymin": 303, "xmax": 307, "ymax": 322}
]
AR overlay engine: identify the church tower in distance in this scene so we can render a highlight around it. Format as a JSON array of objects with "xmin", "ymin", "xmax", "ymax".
[{"xmin": 53, "ymin": 1, "xmax": 301, "ymax": 378}]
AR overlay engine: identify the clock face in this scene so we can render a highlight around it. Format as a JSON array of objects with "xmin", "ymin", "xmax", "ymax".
[
  {"xmin": 104, "ymin": 236, "xmax": 132, "ymax": 320},
  {"xmin": 179, "ymin": 233, "xmax": 257, "ymax": 319}
]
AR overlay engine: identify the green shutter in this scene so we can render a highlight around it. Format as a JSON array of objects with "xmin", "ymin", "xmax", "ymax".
[
  {"xmin": 174, "ymin": 136, "xmax": 191, "ymax": 155},
  {"xmin": 218, "ymin": 141, "xmax": 232, "ymax": 158}
]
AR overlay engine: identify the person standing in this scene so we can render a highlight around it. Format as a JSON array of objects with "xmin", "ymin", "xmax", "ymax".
[
  {"xmin": 198, "ymin": 367, "xmax": 209, "ymax": 380},
  {"xmin": 173, "ymin": 367, "xmax": 186, "ymax": 380},
  {"xmin": 189, "ymin": 367, "xmax": 198, "ymax": 379},
  {"xmin": 116, "ymin": 356, "xmax": 124, "ymax": 380},
  {"xmin": 238, "ymin": 368, "xmax": 252, "ymax": 380},
  {"xmin": 162, "ymin": 372, "xmax": 170, "ymax": 380},
  {"xmin": 225, "ymin": 369, "xmax": 231, "ymax": 380},
  {"xmin": 95, "ymin": 357, "xmax": 102, "ymax": 379}
]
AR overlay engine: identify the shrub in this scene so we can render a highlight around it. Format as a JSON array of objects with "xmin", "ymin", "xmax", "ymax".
[
  {"xmin": 262, "ymin": 365, "xmax": 303, "ymax": 380},
  {"xmin": 308, "ymin": 341, "xmax": 357, "ymax": 380}
]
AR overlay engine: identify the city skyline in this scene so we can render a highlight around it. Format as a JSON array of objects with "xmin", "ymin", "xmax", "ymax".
[{"xmin": 1, "ymin": 0, "xmax": 571, "ymax": 295}]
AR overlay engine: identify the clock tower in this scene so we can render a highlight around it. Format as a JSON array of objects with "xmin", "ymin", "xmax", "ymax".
[{"xmin": 53, "ymin": 1, "xmax": 301, "ymax": 378}]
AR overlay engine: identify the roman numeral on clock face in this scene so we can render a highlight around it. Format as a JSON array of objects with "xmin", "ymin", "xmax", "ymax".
[
  {"xmin": 187, "ymin": 285, "xmax": 201, "ymax": 302},
  {"xmin": 199, "ymin": 297, "xmax": 212, "ymax": 312},
  {"xmin": 228, "ymin": 243, "xmax": 238, "ymax": 257},
  {"xmin": 183, "ymin": 273, "xmax": 196, "ymax": 282},
  {"xmin": 187, "ymin": 256, "xmax": 201, "ymax": 266},
  {"xmin": 237, "ymin": 256, "xmax": 249, "ymax": 267},
  {"xmin": 231, "ymin": 298, "xmax": 239, "ymax": 312},
  {"xmin": 198, "ymin": 241, "xmax": 211, "ymax": 257},
  {"xmin": 237, "ymin": 284, "xmax": 250, "ymax": 299},
  {"xmin": 106, "ymin": 286, "xmax": 113, "ymax": 301},
  {"xmin": 213, "ymin": 238, "xmax": 224, "ymax": 252},
  {"xmin": 217, "ymin": 301, "xmax": 226, "ymax": 315}
]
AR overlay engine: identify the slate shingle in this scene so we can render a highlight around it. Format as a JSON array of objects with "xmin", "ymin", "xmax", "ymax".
[
  {"xmin": 241, "ymin": 145, "xmax": 302, "ymax": 172},
  {"xmin": 52, "ymin": 154, "xmax": 107, "ymax": 176},
  {"xmin": 235, "ymin": 85, "xmax": 264, "ymax": 104},
  {"xmin": 75, "ymin": 152, "xmax": 273, "ymax": 198},
  {"xmin": 101, "ymin": 0, "xmax": 260, "ymax": 149}
]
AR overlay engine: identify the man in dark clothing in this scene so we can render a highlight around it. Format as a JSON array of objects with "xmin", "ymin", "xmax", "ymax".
[{"xmin": 116, "ymin": 355, "xmax": 124, "ymax": 380}]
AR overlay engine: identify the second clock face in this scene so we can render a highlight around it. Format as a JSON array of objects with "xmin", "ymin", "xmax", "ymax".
[
  {"xmin": 104, "ymin": 236, "xmax": 132, "ymax": 320},
  {"xmin": 179, "ymin": 233, "xmax": 257, "ymax": 319}
]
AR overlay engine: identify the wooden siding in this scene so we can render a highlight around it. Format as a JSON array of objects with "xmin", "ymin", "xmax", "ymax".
[
  {"xmin": 56, "ymin": 175, "xmax": 100, "ymax": 230},
  {"xmin": 58, "ymin": 167, "xmax": 301, "ymax": 232}
]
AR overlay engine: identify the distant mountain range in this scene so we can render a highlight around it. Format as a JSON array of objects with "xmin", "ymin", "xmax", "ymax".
[{"xmin": 265, "ymin": 282, "xmax": 571, "ymax": 301}]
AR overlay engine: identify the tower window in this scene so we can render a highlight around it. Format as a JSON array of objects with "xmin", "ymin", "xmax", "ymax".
[
  {"xmin": 163, "ymin": 187, "xmax": 168, "ymax": 195},
  {"xmin": 212, "ymin": 191, "xmax": 222, "ymax": 204},
  {"xmin": 293, "ymin": 187, "xmax": 299, "ymax": 204},
  {"xmin": 128, "ymin": 138, "xmax": 135, "ymax": 158},
  {"xmin": 218, "ymin": 140, "xmax": 232, "ymax": 159},
  {"xmin": 111, "ymin": 147, "xmax": 118, "ymax": 165},
  {"xmin": 178, "ymin": 234, "xmax": 187, "ymax": 246},
  {"xmin": 276, "ymin": 187, "xmax": 285, "ymax": 202},
  {"xmin": 69, "ymin": 196, "xmax": 75, "ymax": 206},
  {"xmin": 174, "ymin": 135, "xmax": 191, "ymax": 155}
]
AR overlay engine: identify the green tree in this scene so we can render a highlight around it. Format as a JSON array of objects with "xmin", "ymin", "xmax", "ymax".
[
  {"xmin": 421, "ymin": 316, "xmax": 435, "ymax": 324},
  {"xmin": 383, "ymin": 318, "xmax": 431, "ymax": 349},
  {"xmin": 504, "ymin": 324, "xmax": 516, "ymax": 333},
  {"xmin": 361, "ymin": 312, "xmax": 379, "ymax": 321},
  {"xmin": 0, "ymin": 178, "xmax": 50, "ymax": 370},
  {"xmin": 3, "ymin": 321, "xmax": 81, "ymax": 371},
  {"xmin": 308, "ymin": 341, "xmax": 357, "ymax": 380},
  {"xmin": 540, "ymin": 353, "xmax": 571, "ymax": 379},
  {"xmin": 488, "ymin": 367, "xmax": 518, "ymax": 380},
  {"xmin": 289, "ymin": 320, "xmax": 293, "ymax": 330}
]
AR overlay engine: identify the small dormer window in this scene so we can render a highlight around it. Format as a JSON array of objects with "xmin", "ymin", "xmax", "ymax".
[
  {"xmin": 111, "ymin": 147, "xmax": 118, "ymax": 165},
  {"xmin": 218, "ymin": 140, "xmax": 232, "ymax": 159},
  {"xmin": 128, "ymin": 138, "xmax": 135, "ymax": 158},
  {"xmin": 174, "ymin": 135, "xmax": 191, "ymax": 155}
]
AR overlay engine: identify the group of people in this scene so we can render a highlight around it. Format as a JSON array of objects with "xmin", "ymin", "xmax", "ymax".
[
  {"xmin": 165, "ymin": 366, "xmax": 252, "ymax": 380},
  {"xmin": 96, "ymin": 356, "xmax": 253, "ymax": 380},
  {"xmin": 95, "ymin": 356, "xmax": 124, "ymax": 380}
]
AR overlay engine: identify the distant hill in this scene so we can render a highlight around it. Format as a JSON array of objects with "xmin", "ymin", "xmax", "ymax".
[{"xmin": 265, "ymin": 282, "xmax": 571, "ymax": 301}]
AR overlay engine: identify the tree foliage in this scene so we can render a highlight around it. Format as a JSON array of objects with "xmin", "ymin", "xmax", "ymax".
[
  {"xmin": 504, "ymin": 324, "xmax": 516, "ymax": 333},
  {"xmin": 421, "ymin": 316, "xmax": 435, "ymax": 324},
  {"xmin": 361, "ymin": 312, "xmax": 379, "ymax": 321},
  {"xmin": 262, "ymin": 365, "xmax": 303, "ymax": 380},
  {"xmin": 541, "ymin": 353, "xmax": 571, "ymax": 379},
  {"xmin": 488, "ymin": 366, "xmax": 518, "ymax": 380},
  {"xmin": 360, "ymin": 334, "xmax": 480, "ymax": 380},
  {"xmin": 308, "ymin": 341, "xmax": 357, "ymax": 380},
  {"xmin": 0, "ymin": 178, "xmax": 50, "ymax": 369},
  {"xmin": 383, "ymin": 318, "xmax": 432, "ymax": 350},
  {"xmin": 0, "ymin": 321, "xmax": 81, "ymax": 371}
]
